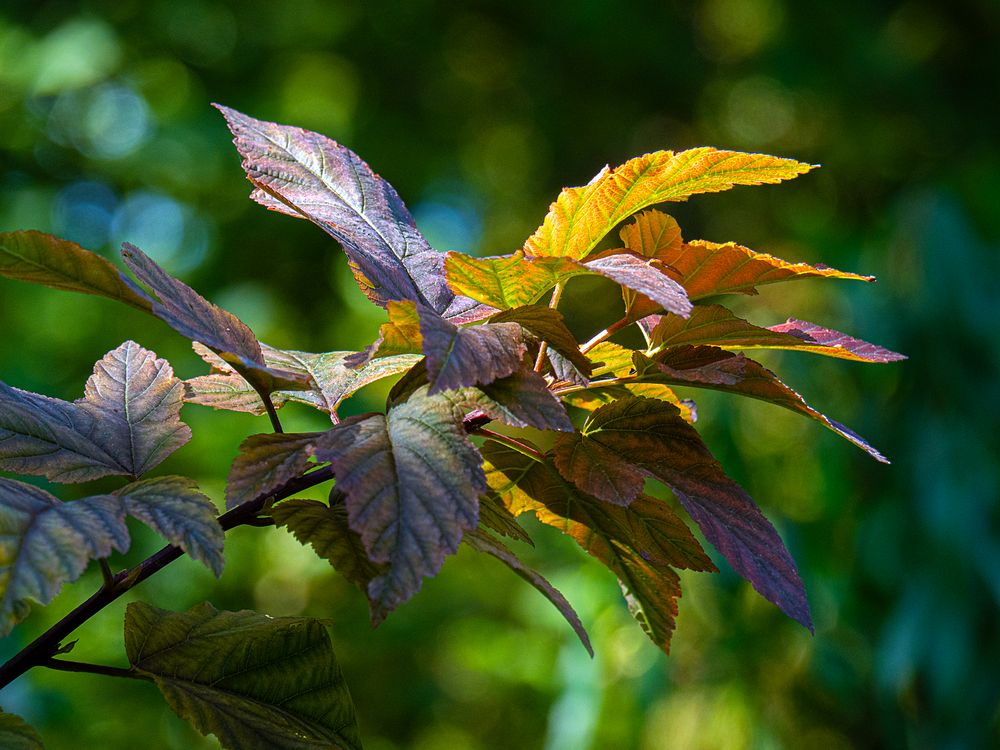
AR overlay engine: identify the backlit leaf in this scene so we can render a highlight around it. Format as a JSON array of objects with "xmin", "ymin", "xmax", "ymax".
[
  {"xmin": 477, "ymin": 494, "xmax": 533, "ymax": 546},
  {"xmin": 482, "ymin": 441, "xmax": 714, "ymax": 652},
  {"xmin": 0, "ymin": 710, "xmax": 44, "ymax": 750},
  {"xmin": 120, "ymin": 243, "xmax": 310, "ymax": 398},
  {"xmin": 583, "ymin": 253, "xmax": 692, "ymax": 318},
  {"xmin": 0, "ymin": 479, "xmax": 129, "ymax": 636},
  {"xmin": 311, "ymin": 387, "xmax": 486, "ymax": 623},
  {"xmin": 635, "ymin": 347, "xmax": 888, "ymax": 462},
  {"xmin": 116, "ymin": 476, "xmax": 224, "ymax": 576},
  {"xmin": 0, "ymin": 341, "xmax": 190, "ymax": 482},
  {"xmin": 558, "ymin": 396, "xmax": 812, "ymax": 629},
  {"xmin": 125, "ymin": 601, "xmax": 361, "ymax": 750},
  {"xmin": 218, "ymin": 104, "xmax": 482, "ymax": 322},
  {"xmin": 345, "ymin": 299, "xmax": 424, "ymax": 367},
  {"xmin": 525, "ymin": 149, "xmax": 814, "ymax": 260},
  {"xmin": 225, "ymin": 432, "xmax": 321, "ymax": 510},
  {"xmin": 619, "ymin": 211, "xmax": 872, "ymax": 299},
  {"xmin": 463, "ymin": 529, "xmax": 593, "ymax": 655},
  {"xmin": 0, "ymin": 230, "xmax": 152, "ymax": 313},
  {"xmin": 272, "ymin": 494, "xmax": 383, "ymax": 594},
  {"xmin": 552, "ymin": 432, "xmax": 646, "ymax": 506},
  {"xmin": 418, "ymin": 307, "xmax": 527, "ymax": 394}
]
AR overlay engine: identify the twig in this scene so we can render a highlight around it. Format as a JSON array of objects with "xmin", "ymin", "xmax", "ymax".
[
  {"xmin": 534, "ymin": 282, "xmax": 567, "ymax": 372},
  {"xmin": 580, "ymin": 316, "xmax": 630, "ymax": 354},
  {"xmin": 41, "ymin": 658, "xmax": 147, "ymax": 681},
  {"xmin": 474, "ymin": 427, "xmax": 547, "ymax": 463}
]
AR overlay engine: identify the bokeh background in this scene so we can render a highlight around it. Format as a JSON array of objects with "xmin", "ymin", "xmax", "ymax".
[{"xmin": 1, "ymin": 1, "xmax": 998, "ymax": 748}]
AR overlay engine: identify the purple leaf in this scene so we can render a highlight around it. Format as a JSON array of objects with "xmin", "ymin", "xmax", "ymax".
[
  {"xmin": 451, "ymin": 369, "xmax": 573, "ymax": 433},
  {"xmin": 584, "ymin": 252, "xmax": 692, "ymax": 318}
]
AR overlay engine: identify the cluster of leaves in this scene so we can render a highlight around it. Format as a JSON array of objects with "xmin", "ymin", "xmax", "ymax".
[{"xmin": 0, "ymin": 105, "xmax": 902, "ymax": 749}]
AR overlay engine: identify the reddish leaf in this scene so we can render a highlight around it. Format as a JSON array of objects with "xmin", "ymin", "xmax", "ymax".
[
  {"xmin": 418, "ymin": 306, "xmax": 527, "ymax": 394},
  {"xmin": 648, "ymin": 304, "xmax": 906, "ymax": 363},
  {"xmin": 489, "ymin": 306, "xmax": 592, "ymax": 381},
  {"xmin": 225, "ymin": 432, "xmax": 321, "ymax": 510},
  {"xmin": 121, "ymin": 243, "xmax": 310, "ymax": 399},
  {"xmin": 450, "ymin": 370, "xmax": 573, "ymax": 433},
  {"xmin": 583, "ymin": 253, "xmax": 692, "ymax": 318},
  {"xmin": 0, "ymin": 341, "xmax": 190, "ymax": 482},
  {"xmin": 217, "ymin": 105, "xmax": 487, "ymax": 322},
  {"xmin": 635, "ymin": 347, "xmax": 889, "ymax": 462},
  {"xmin": 0, "ymin": 230, "xmax": 152, "ymax": 313},
  {"xmin": 310, "ymin": 387, "xmax": 485, "ymax": 623},
  {"xmin": 552, "ymin": 433, "xmax": 646, "ymax": 506},
  {"xmin": 525, "ymin": 149, "xmax": 814, "ymax": 260},
  {"xmin": 559, "ymin": 397, "xmax": 813, "ymax": 630},
  {"xmin": 463, "ymin": 529, "xmax": 593, "ymax": 655}
]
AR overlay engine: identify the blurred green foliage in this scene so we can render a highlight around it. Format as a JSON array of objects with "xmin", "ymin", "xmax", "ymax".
[{"xmin": 1, "ymin": 0, "xmax": 998, "ymax": 748}]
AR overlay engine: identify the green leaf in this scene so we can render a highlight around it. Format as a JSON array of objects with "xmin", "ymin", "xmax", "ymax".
[
  {"xmin": 634, "ymin": 347, "xmax": 889, "ymax": 462},
  {"xmin": 0, "ymin": 479, "xmax": 129, "ymax": 636},
  {"xmin": 120, "ymin": 243, "xmax": 310, "ymax": 399},
  {"xmin": 0, "ymin": 230, "xmax": 152, "ymax": 314},
  {"xmin": 115, "ymin": 476, "xmax": 224, "ymax": 577},
  {"xmin": 481, "ymin": 441, "xmax": 713, "ymax": 653},
  {"xmin": 647, "ymin": 304, "xmax": 906, "ymax": 363},
  {"xmin": 272, "ymin": 493, "xmax": 384, "ymax": 595},
  {"xmin": 225, "ymin": 433, "xmax": 321, "ymax": 510},
  {"xmin": 125, "ymin": 601, "xmax": 361, "ymax": 750},
  {"xmin": 524, "ymin": 149, "xmax": 814, "ymax": 260},
  {"xmin": 0, "ymin": 710, "xmax": 44, "ymax": 750},
  {"xmin": 463, "ymin": 529, "xmax": 593, "ymax": 655},
  {"xmin": 0, "ymin": 341, "xmax": 190, "ymax": 482},
  {"xmin": 311, "ymin": 387, "xmax": 486, "ymax": 623},
  {"xmin": 554, "ymin": 396, "xmax": 813, "ymax": 629}
]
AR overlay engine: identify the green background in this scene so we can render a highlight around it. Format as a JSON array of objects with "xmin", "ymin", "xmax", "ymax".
[{"xmin": 1, "ymin": 0, "xmax": 998, "ymax": 748}]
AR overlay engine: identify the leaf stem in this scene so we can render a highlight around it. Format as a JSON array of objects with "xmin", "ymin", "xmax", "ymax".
[
  {"xmin": 474, "ymin": 428, "xmax": 546, "ymax": 463},
  {"xmin": 263, "ymin": 395, "xmax": 284, "ymax": 433},
  {"xmin": 580, "ymin": 316, "xmax": 630, "ymax": 354},
  {"xmin": 98, "ymin": 559, "xmax": 114, "ymax": 590},
  {"xmin": 41, "ymin": 658, "xmax": 147, "ymax": 681},
  {"xmin": 534, "ymin": 282, "xmax": 567, "ymax": 373}
]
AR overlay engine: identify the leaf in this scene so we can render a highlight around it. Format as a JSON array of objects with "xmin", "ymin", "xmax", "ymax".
[
  {"xmin": 120, "ymin": 243, "xmax": 310, "ymax": 398},
  {"xmin": 477, "ymin": 494, "xmax": 533, "ymax": 546},
  {"xmin": 481, "ymin": 441, "xmax": 713, "ymax": 652},
  {"xmin": 0, "ymin": 230, "xmax": 152, "ymax": 313},
  {"xmin": 125, "ymin": 601, "xmax": 361, "ymax": 750},
  {"xmin": 272, "ymin": 494, "xmax": 384, "ymax": 593},
  {"xmin": 448, "ymin": 369, "xmax": 573, "ymax": 433},
  {"xmin": 418, "ymin": 307, "xmax": 527, "ymax": 394},
  {"xmin": 0, "ymin": 710, "xmax": 44, "ymax": 750},
  {"xmin": 225, "ymin": 432, "xmax": 321, "ymax": 510},
  {"xmin": 554, "ymin": 396, "xmax": 812, "ymax": 629},
  {"xmin": 583, "ymin": 253, "xmax": 692, "ymax": 318},
  {"xmin": 0, "ymin": 479, "xmax": 129, "ymax": 636},
  {"xmin": 619, "ymin": 211, "xmax": 872, "ymax": 299},
  {"xmin": 552, "ymin": 432, "xmax": 646, "ymax": 506},
  {"xmin": 80, "ymin": 340, "xmax": 192, "ymax": 476},
  {"xmin": 463, "ymin": 529, "xmax": 593, "ymax": 655},
  {"xmin": 647, "ymin": 304, "xmax": 906, "ymax": 363},
  {"xmin": 311, "ymin": 387, "xmax": 486, "ymax": 623},
  {"xmin": 186, "ymin": 342, "xmax": 420, "ymax": 422},
  {"xmin": 344, "ymin": 299, "xmax": 424, "ymax": 368},
  {"xmin": 524, "ymin": 149, "xmax": 814, "ymax": 260},
  {"xmin": 116, "ymin": 476, "xmax": 224, "ymax": 576},
  {"xmin": 0, "ymin": 341, "xmax": 191, "ymax": 483},
  {"xmin": 217, "ymin": 104, "xmax": 481, "ymax": 322},
  {"xmin": 634, "ymin": 347, "xmax": 889, "ymax": 462},
  {"xmin": 489, "ymin": 306, "xmax": 592, "ymax": 381}
]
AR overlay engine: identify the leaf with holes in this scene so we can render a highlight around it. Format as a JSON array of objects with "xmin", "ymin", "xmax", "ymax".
[
  {"xmin": 311, "ymin": 387, "xmax": 485, "ymax": 623},
  {"xmin": 0, "ymin": 479, "xmax": 129, "ymax": 636},
  {"xmin": 116, "ymin": 476, "xmax": 224, "ymax": 576},
  {"xmin": 125, "ymin": 601, "xmax": 361, "ymax": 750},
  {"xmin": 525, "ymin": 149, "xmax": 813, "ymax": 260}
]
